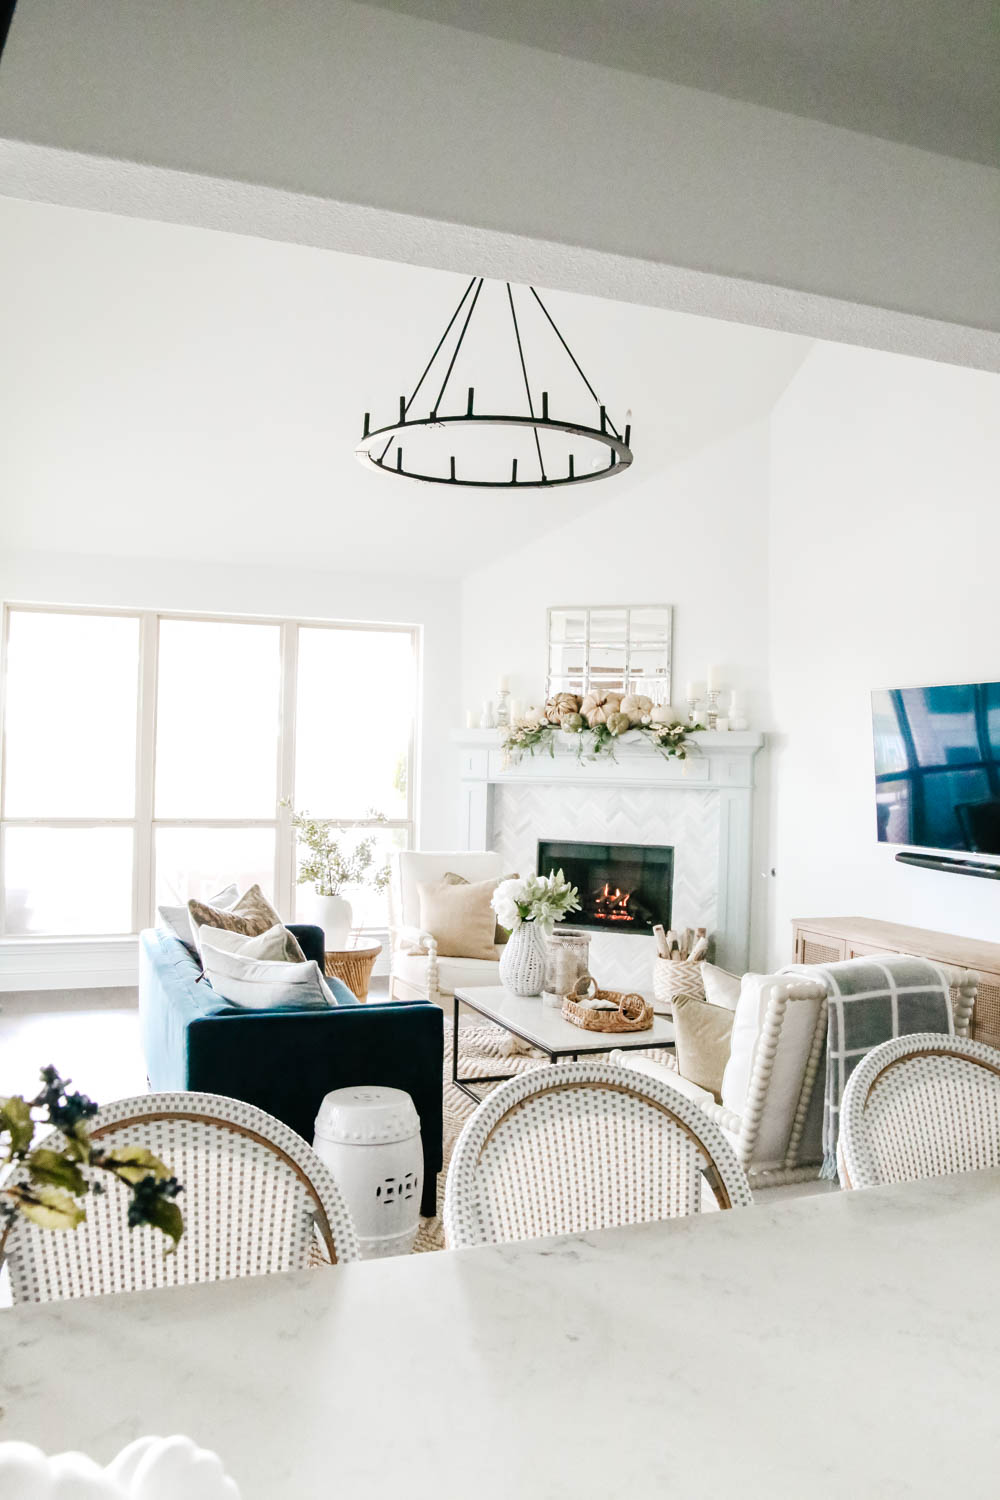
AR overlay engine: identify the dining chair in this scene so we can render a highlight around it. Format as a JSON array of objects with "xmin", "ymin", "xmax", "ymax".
[
  {"xmin": 443, "ymin": 1059, "xmax": 753, "ymax": 1250},
  {"xmin": 838, "ymin": 1032, "xmax": 1000, "ymax": 1189},
  {"xmin": 1, "ymin": 1091, "xmax": 359, "ymax": 1303}
]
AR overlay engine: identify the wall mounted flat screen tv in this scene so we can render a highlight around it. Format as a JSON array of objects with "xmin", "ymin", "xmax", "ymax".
[{"xmin": 872, "ymin": 682, "xmax": 1000, "ymax": 856}]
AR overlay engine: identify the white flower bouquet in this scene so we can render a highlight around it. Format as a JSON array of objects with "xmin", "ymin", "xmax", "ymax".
[{"xmin": 491, "ymin": 870, "xmax": 581, "ymax": 934}]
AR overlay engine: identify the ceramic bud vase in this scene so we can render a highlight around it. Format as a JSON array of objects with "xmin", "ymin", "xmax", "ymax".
[
  {"xmin": 499, "ymin": 921, "xmax": 548, "ymax": 996},
  {"xmin": 300, "ymin": 890, "xmax": 353, "ymax": 949}
]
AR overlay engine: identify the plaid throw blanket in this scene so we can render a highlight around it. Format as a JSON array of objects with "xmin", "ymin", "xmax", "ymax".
[{"xmin": 785, "ymin": 955, "xmax": 954, "ymax": 1179}]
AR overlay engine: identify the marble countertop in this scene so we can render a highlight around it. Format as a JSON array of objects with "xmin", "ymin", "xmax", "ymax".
[{"xmin": 3, "ymin": 1170, "xmax": 1000, "ymax": 1498}]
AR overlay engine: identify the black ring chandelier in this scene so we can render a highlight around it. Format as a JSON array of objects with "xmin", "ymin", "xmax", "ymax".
[{"xmin": 356, "ymin": 276, "xmax": 633, "ymax": 489}]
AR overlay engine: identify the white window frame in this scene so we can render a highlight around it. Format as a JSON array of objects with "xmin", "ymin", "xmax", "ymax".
[{"xmin": 0, "ymin": 603, "xmax": 419, "ymax": 939}]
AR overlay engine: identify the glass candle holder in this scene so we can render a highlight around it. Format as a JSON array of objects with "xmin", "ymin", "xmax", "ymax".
[{"xmin": 543, "ymin": 928, "xmax": 592, "ymax": 1004}]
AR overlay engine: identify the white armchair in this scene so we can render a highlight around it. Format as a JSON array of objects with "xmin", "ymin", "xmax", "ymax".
[
  {"xmin": 388, "ymin": 851, "xmax": 508, "ymax": 1007},
  {"xmin": 615, "ymin": 961, "xmax": 979, "ymax": 1189}
]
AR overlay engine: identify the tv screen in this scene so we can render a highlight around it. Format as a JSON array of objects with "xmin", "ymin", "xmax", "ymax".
[{"xmin": 872, "ymin": 682, "xmax": 1000, "ymax": 856}]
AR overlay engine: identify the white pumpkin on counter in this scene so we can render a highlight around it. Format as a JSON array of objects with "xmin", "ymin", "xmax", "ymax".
[{"xmin": 0, "ymin": 1437, "xmax": 240, "ymax": 1500}]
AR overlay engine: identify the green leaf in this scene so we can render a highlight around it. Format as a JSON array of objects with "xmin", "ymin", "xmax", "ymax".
[
  {"xmin": 105, "ymin": 1145, "xmax": 171, "ymax": 1184},
  {"xmin": 6, "ymin": 1183, "xmax": 86, "ymax": 1231},
  {"xmin": 0, "ymin": 1096, "xmax": 35, "ymax": 1156},
  {"xmin": 143, "ymin": 1194, "xmax": 184, "ymax": 1248},
  {"xmin": 27, "ymin": 1147, "xmax": 87, "ymax": 1194}
]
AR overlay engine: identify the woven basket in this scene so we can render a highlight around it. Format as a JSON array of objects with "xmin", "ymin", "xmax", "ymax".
[
  {"xmin": 653, "ymin": 957, "xmax": 705, "ymax": 1008},
  {"xmin": 561, "ymin": 988, "xmax": 654, "ymax": 1033}
]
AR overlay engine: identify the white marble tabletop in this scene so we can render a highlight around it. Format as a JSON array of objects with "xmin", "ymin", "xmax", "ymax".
[
  {"xmin": 455, "ymin": 983, "xmax": 676, "ymax": 1052},
  {"xmin": 3, "ymin": 1169, "xmax": 1000, "ymax": 1498}
]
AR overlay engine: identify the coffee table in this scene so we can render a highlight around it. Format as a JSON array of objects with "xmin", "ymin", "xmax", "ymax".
[{"xmin": 452, "ymin": 985, "xmax": 676, "ymax": 1103}]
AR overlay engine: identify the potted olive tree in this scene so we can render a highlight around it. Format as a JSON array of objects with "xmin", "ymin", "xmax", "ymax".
[{"xmin": 285, "ymin": 805, "xmax": 391, "ymax": 949}]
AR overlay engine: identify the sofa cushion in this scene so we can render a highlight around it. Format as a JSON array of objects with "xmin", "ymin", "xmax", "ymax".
[
  {"xmin": 392, "ymin": 952, "xmax": 502, "ymax": 998},
  {"xmin": 201, "ymin": 940, "xmax": 339, "ymax": 1011},
  {"xmin": 441, "ymin": 870, "xmax": 516, "ymax": 945},
  {"xmin": 609, "ymin": 1049, "xmax": 716, "ymax": 1108},
  {"xmin": 416, "ymin": 876, "xmax": 501, "ymax": 960},
  {"xmin": 188, "ymin": 884, "xmax": 281, "ymax": 951}
]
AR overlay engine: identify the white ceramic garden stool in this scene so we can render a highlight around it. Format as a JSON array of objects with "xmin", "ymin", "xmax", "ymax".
[{"xmin": 313, "ymin": 1087, "xmax": 423, "ymax": 1259}]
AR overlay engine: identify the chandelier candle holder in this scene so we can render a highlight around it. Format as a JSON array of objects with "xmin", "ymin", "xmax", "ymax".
[{"xmin": 356, "ymin": 277, "xmax": 633, "ymax": 489}]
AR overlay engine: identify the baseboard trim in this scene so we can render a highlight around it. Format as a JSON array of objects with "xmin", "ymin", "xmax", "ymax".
[{"xmin": 0, "ymin": 937, "xmax": 139, "ymax": 991}]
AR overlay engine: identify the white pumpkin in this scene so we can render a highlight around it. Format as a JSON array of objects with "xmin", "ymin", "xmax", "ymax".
[
  {"xmin": 107, "ymin": 1436, "xmax": 240, "ymax": 1500},
  {"xmin": 0, "ymin": 1438, "xmax": 241, "ymax": 1500},
  {"xmin": 0, "ymin": 1444, "xmax": 121, "ymax": 1500},
  {"xmin": 649, "ymin": 703, "xmax": 674, "ymax": 725}
]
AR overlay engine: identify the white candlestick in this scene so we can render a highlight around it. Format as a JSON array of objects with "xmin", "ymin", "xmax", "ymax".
[
  {"xmin": 706, "ymin": 665, "xmax": 720, "ymax": 692},
  {"xmin": 498, "ymin": 674, "xmax": 510, "ymax": 692},
  {"xmin": 685, "ymin": 680, "xmax": 697, "ymax": 701}
]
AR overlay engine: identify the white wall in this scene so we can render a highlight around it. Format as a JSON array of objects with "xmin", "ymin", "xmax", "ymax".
[
  {"xmin": 2, "ymin": 0, "xmax": 998, "ymax": 364},
  {"xmin": 0, "ymin": 550, "xmax": 462, "ymax": 852},
  {"xmin": 460, "ymin": 419, "xmax": 775, "ymax": 967},
  {"xmin": 768, "ymin": 344, "xmax": 1000, "ymax": 965}
]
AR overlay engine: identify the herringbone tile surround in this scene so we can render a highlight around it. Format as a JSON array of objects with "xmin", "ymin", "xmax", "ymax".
[{"xmin": 492, "ymin": 783, "xmax": 719, "ymax": 991}]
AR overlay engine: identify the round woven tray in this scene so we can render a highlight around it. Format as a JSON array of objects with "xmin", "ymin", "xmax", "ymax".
[{"xmin": 561, "ymin": 988, "xmax": 654, "ymax": 1033}]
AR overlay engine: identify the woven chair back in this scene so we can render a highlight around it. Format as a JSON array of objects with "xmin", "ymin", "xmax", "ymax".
[
  {"xmin": 2, "ymin": 1091, "xmax": 359, "ymax": 1303},
  {"xmin": 444, "ymin": 1059, "xmax": 752, "ymax": 1249},
  {"xmin": 839, "ymin": 1033, "xmax": 1000, "ymax": 1189}
]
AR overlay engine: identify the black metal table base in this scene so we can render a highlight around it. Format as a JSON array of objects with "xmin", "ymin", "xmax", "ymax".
[{"xmin": 451, "ymin": 995, "xmax": 674, "ymax": 1105}]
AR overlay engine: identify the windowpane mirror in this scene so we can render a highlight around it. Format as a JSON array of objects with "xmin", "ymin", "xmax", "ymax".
[{"xmin": 546, "ymin": 606, "xmax": 672, "ymax": 701}]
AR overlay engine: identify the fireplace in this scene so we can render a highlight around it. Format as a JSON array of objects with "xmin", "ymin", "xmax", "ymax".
[{"xmin": 536, "ymin": 840, "xmax": 673, "ymax": 935}]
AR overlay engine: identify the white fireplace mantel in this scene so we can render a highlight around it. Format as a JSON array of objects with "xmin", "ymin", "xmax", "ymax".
[{"xmin": 452, "ymin": 728, "xmax": 764, "ymax": 976}]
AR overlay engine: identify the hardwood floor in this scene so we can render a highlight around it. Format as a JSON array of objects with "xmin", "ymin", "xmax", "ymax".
[{"xmin": 0, "ymin": 987, "xmax": 148, "ymax": 1106}]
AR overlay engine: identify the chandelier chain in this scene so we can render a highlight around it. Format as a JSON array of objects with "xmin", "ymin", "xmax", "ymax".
[
  {"xmin": 506, "ymin": 282, "xmax": 547, "ymax": 482},
  {"xmin": 529, "ymin": 286, "xmax": 621, "ymax": 440},
  {"xmin": 377, "ymin": 273, "xmax": 479, "ymax": 462},
  {"xmin": 430, "ymin": 276, "xmax": 484, "ymax": 417}
]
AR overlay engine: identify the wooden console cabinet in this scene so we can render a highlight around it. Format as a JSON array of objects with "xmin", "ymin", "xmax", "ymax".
[{"xmin": 792, "ymin": 916, "xmax": 1000, "ymax": 1050}]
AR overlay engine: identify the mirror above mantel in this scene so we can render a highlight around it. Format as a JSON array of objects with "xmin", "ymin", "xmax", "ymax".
[{"xmin": 546, "ymin": 605, "xmax": 673, "ymax": 704}]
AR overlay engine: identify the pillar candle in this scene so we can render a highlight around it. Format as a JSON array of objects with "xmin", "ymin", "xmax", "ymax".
[
  {"xmin": 706, "ymin": 664, "xmax": 720, "ymax": 691},
  {"xmin": 465, "ymin": 709, "xmax": 478, "ymax": 729}
]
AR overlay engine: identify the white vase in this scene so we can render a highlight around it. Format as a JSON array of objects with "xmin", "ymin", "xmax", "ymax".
[
  {"xmin": 299, "ymin": 890, "xmax": 353, "ymax": 949},
  {"xmin": 499, "ymin": 922, "xmax": 548, "ymax": 996}
]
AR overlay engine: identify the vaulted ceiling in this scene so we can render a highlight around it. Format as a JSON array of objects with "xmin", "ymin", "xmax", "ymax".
[{"xmin": 0, "ymin": 197, "xmax": 810, "ymax": 578}]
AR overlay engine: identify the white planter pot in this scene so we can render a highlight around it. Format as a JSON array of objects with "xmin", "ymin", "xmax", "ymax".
[
  {"xmin": 499, "ymin": 922, "xmax": 548, "ymax": 996},
  {"xmin": 298, "ymin": 890, "xmax": 353, "ymax": 949}
]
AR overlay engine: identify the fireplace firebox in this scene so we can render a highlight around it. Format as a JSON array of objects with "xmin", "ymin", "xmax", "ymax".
[{"xmin": 537, "ymin": 840, "xmax": 673, "ymax": 935}]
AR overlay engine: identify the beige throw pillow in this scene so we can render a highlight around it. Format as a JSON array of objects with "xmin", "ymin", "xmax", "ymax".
[
  {"xmin": 672, "ymin": 992, "xmax": 736, "ymax": 1103},
  {"xmin": 188, "ymin": 883, "xmax": 282, "ymax": 951},
  {"xmin": 416, "ymin": 876, "xmax": 501, "ymax": 960},
  {"xmin": 442, "ymin": 870, "xmax": 517, "ymax": 945}
]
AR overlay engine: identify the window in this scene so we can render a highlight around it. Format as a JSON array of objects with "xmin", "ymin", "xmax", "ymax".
[{"xmin": 0, "ymin": 606, "xmax": 418, "ymax": 937}]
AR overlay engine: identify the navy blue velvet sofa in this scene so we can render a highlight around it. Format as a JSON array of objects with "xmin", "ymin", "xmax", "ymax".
[{"xmin": 139, "ymin": 924, "xmax": 443, "ymax": 1217}]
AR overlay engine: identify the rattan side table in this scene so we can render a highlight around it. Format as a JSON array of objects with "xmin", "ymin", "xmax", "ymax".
[{"xmin": 324, "ymin": 942, "xmax": 382, "ymax": 1001}]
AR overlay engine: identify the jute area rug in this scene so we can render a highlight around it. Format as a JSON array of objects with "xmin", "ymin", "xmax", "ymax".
[{"xmin": 412, "ymin": 1021, "xmax": 545, "ymax": 1254}]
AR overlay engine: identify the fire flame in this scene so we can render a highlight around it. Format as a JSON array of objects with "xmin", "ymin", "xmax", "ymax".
[{"xmin": 591, "ymin": 882, "xmax": 636, "ymax": 923}]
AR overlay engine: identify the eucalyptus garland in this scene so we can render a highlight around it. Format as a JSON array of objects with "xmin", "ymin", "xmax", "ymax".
[{"xmin": 502, "ymin": 711, "xmax": 702, "ymax": 766}]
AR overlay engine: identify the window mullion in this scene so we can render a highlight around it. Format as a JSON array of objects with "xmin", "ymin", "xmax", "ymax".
[
  {"xmin": 133, "ymin": 612, "xmax": 158, "ymax": 933},
  {"xmin": 276, "ymin": 620, "xmax": 298, "ymax": 919}
]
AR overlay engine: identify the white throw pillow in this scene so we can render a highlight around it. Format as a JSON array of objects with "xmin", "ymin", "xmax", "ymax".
[
  {"xmin": 194, "ymin": 922, "xmax": 305, "ymax": 963},
  {"xmin": 200, "ymin": 941, "xmax": 337, "ymax": 1011},
  {"xmin": 157, "ymin": 884, "xmax": 238, "ymax": 949},
  {"xmin": 700, "ymin": 961, "xmax": 742, "ymax": 1010}
]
